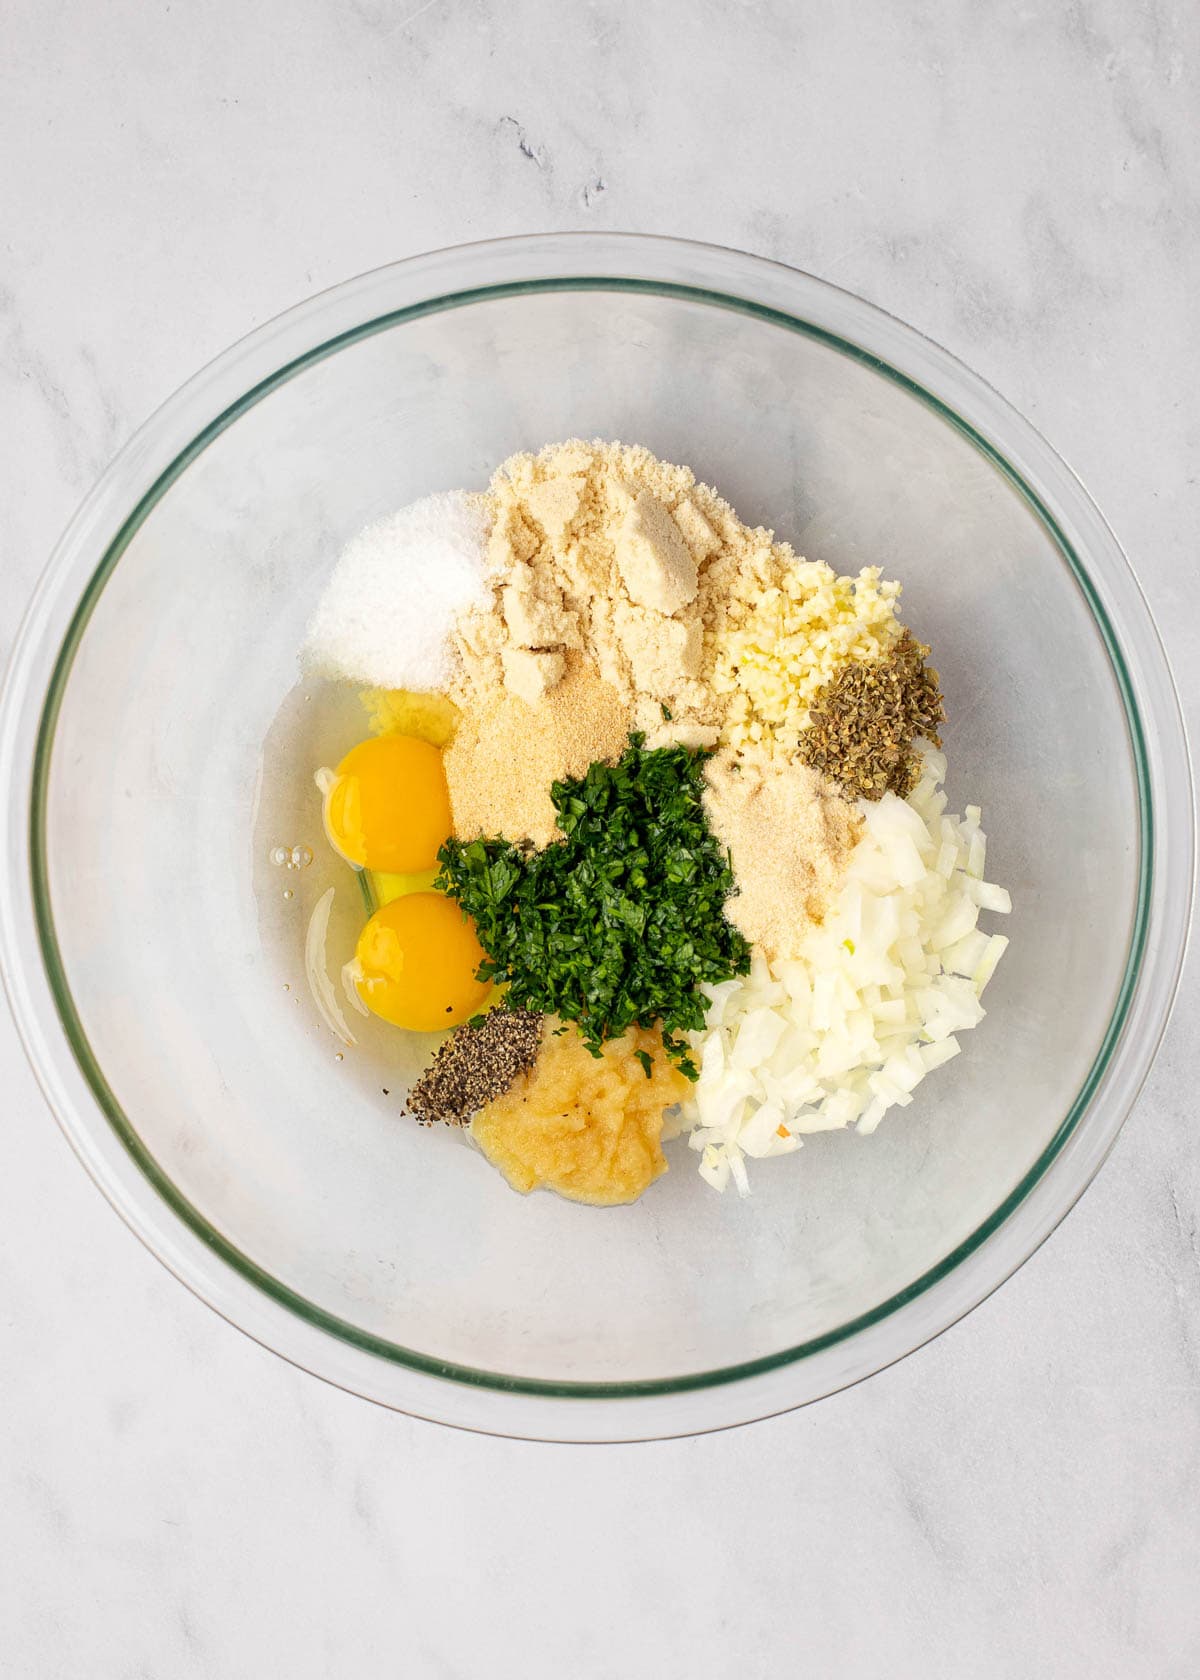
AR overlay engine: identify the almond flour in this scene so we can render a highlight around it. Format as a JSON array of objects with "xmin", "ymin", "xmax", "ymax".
[
  {"xmin": 451, "ymin": 440, "xmax": 906, "ymax": 764},
  {"xmin": 451, "ymin": 439, "xmax": 775, "ymax": 741}
]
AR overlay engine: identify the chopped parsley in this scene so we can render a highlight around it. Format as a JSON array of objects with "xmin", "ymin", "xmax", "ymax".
[{"xmin": 435, "ymin": 736, "xmax": 750, "ymax": 1079}]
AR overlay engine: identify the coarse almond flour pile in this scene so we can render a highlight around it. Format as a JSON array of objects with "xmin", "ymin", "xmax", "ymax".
[
  {"xmin": 451, "ymin": 439, "xmax": 902, "ymax": 757},
  {"xmin": 450, "ymin": 439, "xmax": 735, "ymax": 745}
]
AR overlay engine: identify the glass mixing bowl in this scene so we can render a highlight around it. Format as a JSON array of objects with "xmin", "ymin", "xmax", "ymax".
[{"xmin": 0, "ymin": 235, "xmax": 1192, "ymax": 1440}]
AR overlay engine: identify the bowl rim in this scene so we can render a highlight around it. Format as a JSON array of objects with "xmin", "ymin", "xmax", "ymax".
[{"xmin": 0, "ymin": 232, "xmax": 1193, "ymax": 1440}]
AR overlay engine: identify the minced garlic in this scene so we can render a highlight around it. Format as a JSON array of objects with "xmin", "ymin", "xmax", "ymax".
[
  {"xmin": 470, "ymin": 1022, "xmax": 686, "ymax": 1206},
  {"xmin": 711, "ymin": 564, "xmax": 903, "ymax": 757}
]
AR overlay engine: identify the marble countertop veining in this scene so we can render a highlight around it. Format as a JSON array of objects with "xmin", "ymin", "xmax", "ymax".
[{"xmin": 2, "ymin": 1, "xmax": 1198, "ymax": 1675}]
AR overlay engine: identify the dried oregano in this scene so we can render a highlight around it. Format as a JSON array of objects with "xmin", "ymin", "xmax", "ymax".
[{"xmin": 797, "ymin": 632, "xmax": 946, "ymax": 800}]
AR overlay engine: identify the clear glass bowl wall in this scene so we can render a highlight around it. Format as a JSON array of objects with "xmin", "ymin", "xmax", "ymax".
[{"xmin": 1, "ymin": 241, "xmax": 1191, "ymax": 1439}]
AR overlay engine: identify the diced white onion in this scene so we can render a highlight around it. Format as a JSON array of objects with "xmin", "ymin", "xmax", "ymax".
[
  {"xmin": 966, "ymin": 830, "xmax": 987, "ymax": 880},
  {"xmin": 680, "ymin": 744, "xmax": 1010, "ymax": 1189},
  {"xmin": 972, "ymin": 880, "xmax": 1013, "ymax": 915},
  {"xmin": 973, "ymin": 933, "xmax": 1010, "ymax": 995},
  {"xmin": 730, "ymin": 1009, "xmax": 788, "ymax": 1069},
  {"xmin": 941, "ymin": 929, "xmax": 992, "ymax": 978},
  {"xmin": 698, "ymin": 1146, "xmax": 731, "ymax": 1193},
  {"xmin": 920, "ymin": 1036, "xmax": 961, "ymax": 1072},
  {"xmin": 739, "ymin": 1101, "xmax": 788, "ymax": 1158}
]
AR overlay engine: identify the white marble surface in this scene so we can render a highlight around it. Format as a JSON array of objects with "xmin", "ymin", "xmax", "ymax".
[{"xmin": 2, "ymin": 1, "xmax": 1198, "ymax": 1673}]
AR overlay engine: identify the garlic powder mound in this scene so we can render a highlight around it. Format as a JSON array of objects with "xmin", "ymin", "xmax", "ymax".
[
  {"xmin": 444, "ymin": 654, "xmax": 632, "ymax": 849},
  {"xmin": 702, "ymin": 747, "xmax": 862, "ymax": 964}
]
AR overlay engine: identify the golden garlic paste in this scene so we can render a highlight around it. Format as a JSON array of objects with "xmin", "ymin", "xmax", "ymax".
[{"xmin": 470, "ymin": 1023, "xmax": 687, "ymax": 1206}]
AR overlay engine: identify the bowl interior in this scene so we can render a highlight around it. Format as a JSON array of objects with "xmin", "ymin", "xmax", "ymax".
[{"xmin": 37, "ymin": 284, "xmax": 1140, "ymax": 1388}]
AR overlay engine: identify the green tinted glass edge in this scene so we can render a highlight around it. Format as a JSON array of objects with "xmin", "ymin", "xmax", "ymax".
[{"xmin": 29, "ymin": 277, "xmax": 1152, "ymax": 1400}]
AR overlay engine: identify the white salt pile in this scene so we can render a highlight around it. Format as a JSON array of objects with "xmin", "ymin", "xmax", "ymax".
[{"xmin": 304, "ymin": 491, "xmax": 490, "ymax": 691}]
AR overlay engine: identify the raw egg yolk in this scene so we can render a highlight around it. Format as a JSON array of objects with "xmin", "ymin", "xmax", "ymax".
[
  {"xmin": 323, "ymin": 735, "xmax": 450, "ymax": 874},
  {"xmin": 354, "ymin": 893, "xmax": 492, "ymax": 1031}
]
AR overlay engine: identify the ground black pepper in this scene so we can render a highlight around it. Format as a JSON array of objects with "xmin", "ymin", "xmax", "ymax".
[{"xmin": 405, "ymin": 1007, "xmax": 543, "ymax": 1127}]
